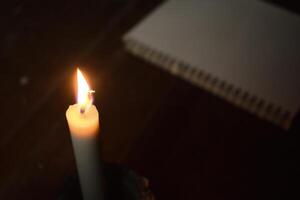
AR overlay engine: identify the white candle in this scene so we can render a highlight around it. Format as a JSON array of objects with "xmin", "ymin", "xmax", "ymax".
[{"xmin": 66, "ymin": 69, "xmax": 104, "ymax": 200}]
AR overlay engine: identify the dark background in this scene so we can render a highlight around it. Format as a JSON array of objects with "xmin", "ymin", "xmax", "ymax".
[{"xmin": 0, "ymin": 0, "xmax": 299, "ymax": 199}]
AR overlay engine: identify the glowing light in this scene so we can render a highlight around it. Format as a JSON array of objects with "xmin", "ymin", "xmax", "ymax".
[{"xmin": 77, "ymin": 68, "xmax": 94, "ymax": 113}]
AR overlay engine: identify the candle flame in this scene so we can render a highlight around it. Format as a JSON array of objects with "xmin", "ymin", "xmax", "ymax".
[{"xmin": 77, "ymin": 68, "xmax": 94, "ymax": 113}]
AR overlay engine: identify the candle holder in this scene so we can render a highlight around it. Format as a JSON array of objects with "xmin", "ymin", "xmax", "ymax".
[{"xmin": 57, "ymin": 163, "xmax": 154, "ymax": 200}]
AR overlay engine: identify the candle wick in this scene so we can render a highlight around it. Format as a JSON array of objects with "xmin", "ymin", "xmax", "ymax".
[{"xmin": 79, "ymin": 90, "xmax": 94, "ymax": 114}]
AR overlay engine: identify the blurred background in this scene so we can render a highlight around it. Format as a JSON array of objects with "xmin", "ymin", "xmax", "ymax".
[{"xmin": 0, "ymin": 0, "xmax": 299, "ymax": 199}]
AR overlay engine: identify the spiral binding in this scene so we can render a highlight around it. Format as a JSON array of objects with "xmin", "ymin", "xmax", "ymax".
[{"xmin": 123, "ymin": 37, "xmax": 293, "ymax": 130}]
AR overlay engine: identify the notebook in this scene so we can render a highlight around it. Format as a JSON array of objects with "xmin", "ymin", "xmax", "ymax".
[{"xmin": 123, "ymin": 0, "xmax": 300, "ymax": 130}]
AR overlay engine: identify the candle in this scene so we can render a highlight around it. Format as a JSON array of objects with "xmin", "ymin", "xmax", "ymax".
[{"xmin": 66, "ymin": 68, "xmax": 104, "ymax": 200}]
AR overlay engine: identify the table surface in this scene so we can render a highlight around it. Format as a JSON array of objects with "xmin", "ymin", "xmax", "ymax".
[{"xmin": 0, "ymin": 1, "xmax": 298, "ymax": 199}]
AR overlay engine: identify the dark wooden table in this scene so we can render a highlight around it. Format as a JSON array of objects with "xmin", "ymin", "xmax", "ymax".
[{"xmin": 0, "ymin": 1, "xmax": 298, "ymax": 199}]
